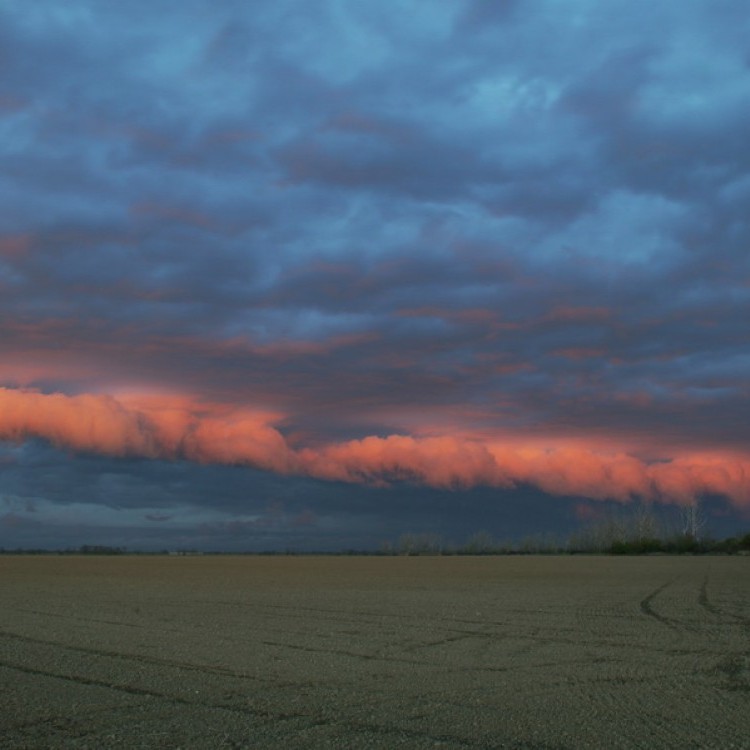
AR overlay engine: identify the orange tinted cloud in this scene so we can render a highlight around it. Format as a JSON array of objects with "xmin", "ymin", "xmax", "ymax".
[
  {"xmin": 0, "ymin": 234, "xmax": 31, "ymax": 258},
  {"xmin": 0, "ymin": 389, "xmax": 159, "ymax": 457},
  {"xmin": 1, "ymin": 387, "xmax": 749, "ymax": 508},
  {"xmin": 0, "ymin": 388, "xmax": 295, "ymax": 473},
  {"xmin": 298, "ymin": 434, "xmax": 509, "ymax": 488}
]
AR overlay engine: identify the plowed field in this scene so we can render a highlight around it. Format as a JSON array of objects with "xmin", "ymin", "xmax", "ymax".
[{"xmin": 1, "ymin": 555, "xmax": 748, "ymax": 748}]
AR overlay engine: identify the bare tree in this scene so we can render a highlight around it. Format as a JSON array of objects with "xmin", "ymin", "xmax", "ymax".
[
  {"xmin": 396, "ymin": 532, "xmax": 443, "ymax": 555},
  {"xmin": 681, "ymin": 500, "xmax": 705, "ymax": 541},
  {"xmin": 633, "ymin": 501, "xmax": 660, "ymax": 541},
  {"xmin": 464, "ymin": 531, "xmax": 496, "ymax": 554},
  {"xmin": 396, "ymin": 533, "xmax": 416, "ymax": 555}
]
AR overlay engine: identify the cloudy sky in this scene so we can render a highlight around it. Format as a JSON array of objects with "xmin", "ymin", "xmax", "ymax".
[{"xmin": 1, "ymin": 0, "xmax": 749, "ymax": 550}]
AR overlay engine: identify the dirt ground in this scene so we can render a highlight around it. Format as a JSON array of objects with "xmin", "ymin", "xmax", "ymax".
[{"xmin": 0, "ymin": 554, "xmax": 748, "ymax": 749}]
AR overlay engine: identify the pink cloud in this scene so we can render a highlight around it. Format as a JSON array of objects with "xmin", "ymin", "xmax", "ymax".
[
  {"xmin": 1, "ymin": 387, "xmax": 749, "ymax": 509},
  {"xmin": 0, "ymin": 234, "xmax": 31, "ymax": 259},
  {"xmin": 298, "ymin": 434, "xmax": 508, "ymax": 489}
]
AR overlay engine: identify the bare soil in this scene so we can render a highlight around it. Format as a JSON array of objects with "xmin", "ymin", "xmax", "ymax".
[{"xmin": 1, "ymin": 555, "xmax": 748, "ymax": 749}]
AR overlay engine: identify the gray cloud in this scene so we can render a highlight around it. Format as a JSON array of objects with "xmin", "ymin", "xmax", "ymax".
[{"xmin": 1, "ymin": 0, "xmax": 749, "ymax": 546}]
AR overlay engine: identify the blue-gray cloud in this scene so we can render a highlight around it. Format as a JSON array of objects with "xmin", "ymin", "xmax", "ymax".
[{"xmin": 2, "ymin": 0, "xmax": 749, "ymax": 546}]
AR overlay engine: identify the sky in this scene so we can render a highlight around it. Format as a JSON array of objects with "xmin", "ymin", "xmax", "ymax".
[{"xmin": 1, "ymin": 0, "xmax": 749, "ymax": 551}]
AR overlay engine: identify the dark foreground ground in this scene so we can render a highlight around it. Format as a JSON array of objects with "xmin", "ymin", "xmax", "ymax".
[{"xmin": 0, "ymin": 555, "xmax": 748, "ymax": 749}]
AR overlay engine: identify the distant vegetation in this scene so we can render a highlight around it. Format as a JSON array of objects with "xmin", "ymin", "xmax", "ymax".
[
  {"xmin": 1, "ymin": 504, "xmax": 749, "ymax": 555},
  {"xmin": 1, "ymin": 534, "xmax": 749, "ymax": 556},
  {"xmin": 379, "ymin": 530, "xmax": 750, "ymax": 556},
  {"xmin": 380, "ymin": 503, "xmax": 750, "ymax": 556},
  {"xmin": 0, "ymin": 544, "xmax": 128, "ymax": 555}
]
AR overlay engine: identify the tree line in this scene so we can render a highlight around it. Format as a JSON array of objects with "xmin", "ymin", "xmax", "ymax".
[
  {"xmin": 381, "ymin": 504, "xmax": 750, "ymax": 556},
  {"xmin": 2, "ymin": 504, "xmax": 749, "ymax": 555}
]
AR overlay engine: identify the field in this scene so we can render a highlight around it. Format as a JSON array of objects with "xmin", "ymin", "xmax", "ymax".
[{"xmin": 1, "ymin": 555, "xmax": 749, "ymax": 749}]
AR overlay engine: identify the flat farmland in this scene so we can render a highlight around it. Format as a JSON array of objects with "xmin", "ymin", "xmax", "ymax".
[{"xmin": 1, "ymin": 555, "xmax": 748, "ymax": 749}]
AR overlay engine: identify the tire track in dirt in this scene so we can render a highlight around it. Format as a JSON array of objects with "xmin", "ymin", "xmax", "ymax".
[
  {"xmin": 2, "ymin": 701, "xmax": 147, "ymax": 735},
  {"xmin": 6, "ymin": 602, "xmax": 462, "ymax": 648},
  {"xmin": 1, "ymin": 615, "xmax": 441, "ymax": 672},
  {"xmin": 0, "ymin": 658, "xmax": 198, "ymax": 704},
  {"xmin": 0, "ymin": 626, "xmax": 503, "ymax": 678},
  {"xmin": 698, "ymin": 575, "xmax": 750, "ymax": 631},
  {"xmin": 714, "ymin": 653, "xmax": 750, "ymax": 693},
  {"xmin": 696, "ymin": 575, "xmax": 750, "ymax": 694},
  {"xmin": 639, "ymin": 580, "xmax": 681, "ymax": 631},
  {"xmin": 698, "ymin": 575, "xmax": 722, "ymax": 617},
  {"xmin": 0, "ymin": 659, "xmax": 485, "ymax": 748},
  {"xmin": 5, "ymin": 604, "xmax": 404, "ymax": 650},
  {"xmin": 1, "ymin": 621, "xmax": 606, "ymax": 683},
  {"xmin": 1, "ymin": 607, "xmax": 689, "ymax": 681},
  {"xmin": 2, "ymin": 606, "xmax": 416, "ymax": 666},
  {"xmin": 0, "ymin": 629, "xmax": 278, "ymax": 686},
  {"xmin": 7, "ymin": 606, "xmax": 179, "ymax": 633},
  {"xmin": 222, "ymin": 600, "xmax": 522, "ymax": 631},
  {"xmin": 11, "ymin": 600, "xmax": 705, "ymax": 662},
  {"xmin": 637, "ymin": 572, "xmax": 747, "ymax": 637},
  {"xmin": 256, "ymin": 636, "xmax": 514, "ymax": 674},
  {"xmin": 398, "ymin": 631, "xmax": 494, "ymax": 654}
]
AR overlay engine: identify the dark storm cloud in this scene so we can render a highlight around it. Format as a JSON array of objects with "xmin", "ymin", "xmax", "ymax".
[
  {"xmin": 2, "ymin": 0, "xmax": 750, "ymax": 546},
  {"xmin": 0, "ymin": 440, "xmax": 611, "ymax": 552}
]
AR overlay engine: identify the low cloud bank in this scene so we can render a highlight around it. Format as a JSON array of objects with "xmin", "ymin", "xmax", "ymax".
[{"xmin": 1, "ymin": 387, "xmax": 748, "ymax": 507}]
